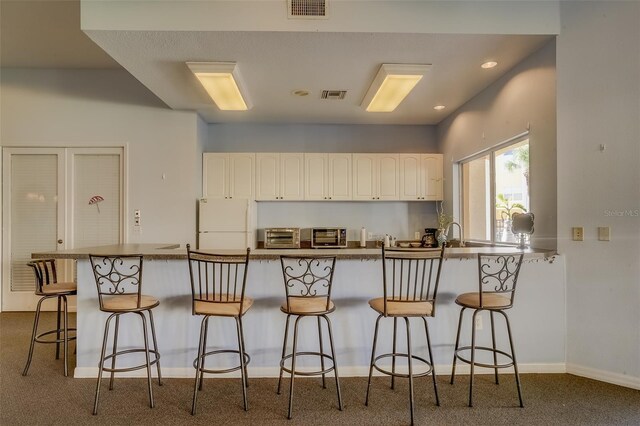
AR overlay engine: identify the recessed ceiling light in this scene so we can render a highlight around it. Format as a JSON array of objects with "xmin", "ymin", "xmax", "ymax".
[
  {"xmin": 481, "ymin": 61, "xmax": 498, "ymax": 69},
  {"xmin": 433, "ymin": 105, "xmax": 446, "ymax": 110},
  {"xmin": 292, "ymin": 89, "xmax": 310, "ymax": 97}
]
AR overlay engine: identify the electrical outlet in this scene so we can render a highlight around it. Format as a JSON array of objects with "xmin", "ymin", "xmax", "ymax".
[
  {"xmin": 475, "ymin": 315, "xmax": 483, "ymax": 330},
  {"xmin": 598, "ymin": 226, "xmax": 610, "ymax": 241},
  {"xmin": 368, "ymin": 232, "xmax": 373, "ymax": 240},
  {"xmin": 414, "ymin": 231, "xmax": 421, "ymax": 239},
  {"xmin": 572, "ymin": 227, "xmax": 584, "ymax": 241}
]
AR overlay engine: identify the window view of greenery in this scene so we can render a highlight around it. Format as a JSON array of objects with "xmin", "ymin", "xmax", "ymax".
[{"xmin": 461, "ymin": 139, "xmax": 529, "ymax": 244}]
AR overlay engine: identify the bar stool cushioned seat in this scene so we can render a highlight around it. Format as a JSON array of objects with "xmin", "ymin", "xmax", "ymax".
[
  {"xmin": 22, "ymin": 259, "xmax": 77, "ymax": 377},
  {"xmin": 450, "ymin": 252, "xmax": 525, "ymax": 408},
  {"xmin": 90, "ymin": 254, "xmax": 163, "ymax": 415},
  {"xmin": 281, "ymin": 297, "xmax": 335, "ymax": 314},
  {"xmin": 187, "ymin": 246, "xmax": 252, "ymax": 415},
  {"xmin": 365, "ymin": 246, "xmax": 446, "ymax": 426}
]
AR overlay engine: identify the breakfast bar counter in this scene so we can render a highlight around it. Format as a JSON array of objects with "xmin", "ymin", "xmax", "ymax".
[{"xmin": 33, "ymin": 244, "xmax": 564, "ymax": 379}]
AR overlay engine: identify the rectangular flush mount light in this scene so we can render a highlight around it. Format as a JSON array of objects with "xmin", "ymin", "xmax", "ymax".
[
  {"xmin": 362, "ymin": 64, "xmax": 431, "ymax": 112},
  {"xmin": 186, "ymin": 62, "xmax": 251, "ymax": 111}
]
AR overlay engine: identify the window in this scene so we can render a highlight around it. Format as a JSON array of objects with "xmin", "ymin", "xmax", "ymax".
[{"xmin": 460, "ymin": 137, "xmax": 529, "ymax": 245}]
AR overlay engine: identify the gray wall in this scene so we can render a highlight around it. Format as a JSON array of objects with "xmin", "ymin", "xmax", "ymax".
[
  {"xmin": 557, "ymin": 1, "xmax": 640, "ymax": 384},
  {"xmin": 437, "ymin": 40, "xmax": 557, "ymax": 250},
  {"xmin": 206, "ymin": 123, "xmax": 441, "ymax": 240},
  {"xmin": 206, "ymin": 123, "xmax": 438, "ymax": 153},
  {"xmin": 0, "ymin": 69, "xmax": 200, "ymax": 246}
]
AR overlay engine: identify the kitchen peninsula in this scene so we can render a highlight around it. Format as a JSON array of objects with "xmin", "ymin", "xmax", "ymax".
[{"xmin": 34, "ymin": 244, "xmax": 564, "ymax": 379}]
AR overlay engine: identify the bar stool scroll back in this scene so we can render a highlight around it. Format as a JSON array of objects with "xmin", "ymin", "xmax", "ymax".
[
  {"xmin": 277, "ymin": 255, "xmax": 343, "ymax": 420},
  {"xmin": 186, "ymin": 245, "xmax": 252, "ymax": 415},
  {"xmin": 449, "ymin": 252, "xmax": 525, "ymax": 407},
  {"xmin": 365, "ymin": 246, "xmax": 445, "ymax": 426},
  {"xmin": 89, "ymin": 254, "xmax": 162, "ymax": 415},
  {"xmin": 23, "ymin": 259, "xmax": 77, "ymax": 377}
]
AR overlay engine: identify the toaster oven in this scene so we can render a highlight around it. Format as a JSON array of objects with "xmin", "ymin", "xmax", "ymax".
[
  {"xmin": 264, "ymin": 228, "xmax": 300, "ymax": 249},
  {"xmin": 311, "ymin": 228, "xmax": 348, "ymax": 248}
]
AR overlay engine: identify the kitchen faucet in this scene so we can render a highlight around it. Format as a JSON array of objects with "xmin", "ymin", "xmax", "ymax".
[{"xmin": 445, "ymin": 222, "xmax": 465, "ymax": 247}]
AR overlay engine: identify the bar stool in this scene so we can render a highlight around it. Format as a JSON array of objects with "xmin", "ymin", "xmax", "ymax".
[
  {"xmin": 186, "ymin": 245, "xmax": 252, "ymax": 415},
  {"xmin": 365, "ymin": 246, "xmax": 445, "ymax": 426},
  {"xmin": 277, "ymin": 255, "xmax": 343, "ymax": 419},
  {"xmin": 89, "ymin": 254, "xmax": 162, "ymax": 415},
  {"xmin": 450, "ymin": 252, "xmax": 525, "ymax": 407},
  {"xmin": 22, "ymin": 259, "xmax": 77, "ymax": 377}
]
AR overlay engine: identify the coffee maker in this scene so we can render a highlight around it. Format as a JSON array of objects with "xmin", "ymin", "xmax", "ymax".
[{"xmin": 421, "ymin": 228, "xmax": 438, "ymax": 248}]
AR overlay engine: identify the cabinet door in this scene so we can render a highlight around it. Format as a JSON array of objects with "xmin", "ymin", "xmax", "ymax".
[
  {"xmin": 203, "ymin": 153, "xmax": 228, "ymax": 199},
  {"xmin": 422, "ymin": 154, "xmax": 443, "ymax": 201},
  {"xmin": 399, "ymin": 154, "xmax": 421, "ymax": 200},
  {"xmin": 328, "ymin": 154, "xmax": 352, "ymax": 200},
  {"xmin": 280, "ymin": 153, "xmax": 305, "ymax": 200},
  {"xmin": 305, "ymin": 153, "xmax": 327, "ymax": 200},
  {"xmin": 229, "ymin": 153, "xmax": 255, "ymax": 200},
  {"xmin": 255, "ymin": 153, "xmax": 279, "ymax": 200},
  {"xmin": 377, "ymin": 154, "xmax": 400, "ymax": 200},
  {"xmin": 352, "ymin": 154, "xmax": 376, "ymax": 200}
]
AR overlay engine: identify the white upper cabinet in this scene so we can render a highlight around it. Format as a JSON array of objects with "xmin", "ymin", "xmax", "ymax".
[
  {"xmin": 205, "ymin": 151, "xmax": 439, "ymax": 202},
  {"xmin": 256, "ymin": 153, "xmax": 304, "ymax": 200},
  {"xmin": 305, "ymin": 153, "xmax": 352, "ymax": 200},
  {"xmin": 421, "ymin": 154, "xmax": 443, "ymax": 200},
  {"xmin": 203, "ymin": 153, "xmax": 254, "ymax": 199},
  {"xmin": 399, "ymin": 153, "xmax": 443, "ymax": 200},
  {"xmin": 353, "ymin": 154, "xmax": 399, "ymax": 200}
]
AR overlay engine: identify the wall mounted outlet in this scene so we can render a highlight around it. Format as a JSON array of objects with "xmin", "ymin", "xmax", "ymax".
[
  {"xmin": 598, "ymin": 226, "xmax": 610, "ymax": 241},
  {"xmin": 475, "ymin": 315, "xmax": 483, "ymax": 330},
  {"xmin": 572, "ymin": 227, "xmax": 584, "ymax": 241},
  {"xmin": 134, "ymin": 209, "xmax": 142, "ymax": 228},
  {"xmin": 368, "ymin": 232, "xmax": 373, "ymax": 240},
  {"xmin": 414, "ymin": 231, "xmax": 421, "ymax": 239}
]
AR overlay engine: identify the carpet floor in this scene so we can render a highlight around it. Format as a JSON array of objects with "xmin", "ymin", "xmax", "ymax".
[{"xmin": 1, "ymin": 312, "xmax": 638, "ymax": 425}]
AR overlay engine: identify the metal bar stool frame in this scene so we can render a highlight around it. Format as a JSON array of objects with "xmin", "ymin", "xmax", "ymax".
[
  {"xmin": 89, "ymin": 254, "xmax": 163, "ymax": 415},
  {"xmin": 276, "ymin": 255, "xmax": 343, "ymax": 420},
  {"xmin": 22, "ymin": 259, "xmax": 77, "ymax": 377},
  {"xmin": 187, "ymin": 245, "xmax": 252, "ymax": 415},
  {"xmin": 365, "ymin": 246, "xmax": 446, "ymax": 426},
  {"xmin": 449, "ymin": 252, "xmax": 525, "ymax": 408}
]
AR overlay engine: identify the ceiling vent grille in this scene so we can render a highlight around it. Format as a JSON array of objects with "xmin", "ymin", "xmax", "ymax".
[
  {"xmin": 321, "ymin": 90, "xmax": 347, "ymax": 100},
  {"xmin": 288, "ymin": 0, "xmax": 329, "ymax": 19}
]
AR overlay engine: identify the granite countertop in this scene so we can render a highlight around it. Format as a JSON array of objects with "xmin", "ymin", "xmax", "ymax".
[{"xmin": 33, "ymin": 244, "xmax": 555, "ymax": 261}]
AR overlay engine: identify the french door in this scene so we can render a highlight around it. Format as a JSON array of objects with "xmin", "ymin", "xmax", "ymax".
[{"xmin": 2, "ymin": 147, "xmax": 124, "ymax": 311}]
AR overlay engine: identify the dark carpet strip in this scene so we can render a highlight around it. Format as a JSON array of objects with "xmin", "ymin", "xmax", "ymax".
[{"xmin": 1, "ymin": 312, "xmax": 638, "ymax": 425}]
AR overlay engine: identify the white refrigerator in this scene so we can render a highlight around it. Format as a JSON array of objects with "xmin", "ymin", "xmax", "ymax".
[{"xmin": 197, "ymin": 198, "xmax": 257, "ymax": 249}]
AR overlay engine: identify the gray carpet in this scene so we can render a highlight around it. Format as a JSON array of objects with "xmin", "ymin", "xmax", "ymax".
[{"xmin": 1, "ymin": 312, "xmax": 638, "ymax": 425}]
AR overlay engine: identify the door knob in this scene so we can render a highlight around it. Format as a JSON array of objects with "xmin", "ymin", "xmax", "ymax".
[{"xmin": 57, "ymin": 239, "xmax": 63, "ymax": 244}]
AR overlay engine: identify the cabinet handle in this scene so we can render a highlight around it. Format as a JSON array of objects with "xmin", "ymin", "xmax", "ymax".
[{"xmin": 329, "ymin": 197, "xmax": 332, "ymax": 200}]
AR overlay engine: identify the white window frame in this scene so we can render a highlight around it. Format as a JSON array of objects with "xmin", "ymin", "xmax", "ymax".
[{"xmin": 457, "ymin": 131, "xmax": 529, "ymax": 246}]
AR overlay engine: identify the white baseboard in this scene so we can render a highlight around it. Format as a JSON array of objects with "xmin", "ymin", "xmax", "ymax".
[
  {"xmin": 74, "ymin": 362, "xmax": 566, "ymax": 379},
  {"xmin": 567, "ymin": 363, "xmax": 640, "ymax": 390}
]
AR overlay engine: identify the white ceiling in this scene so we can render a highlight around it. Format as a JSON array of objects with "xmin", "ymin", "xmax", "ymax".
[{"xmin": 1, "ymin": 0, "xmax": 554, "ymax": 125}]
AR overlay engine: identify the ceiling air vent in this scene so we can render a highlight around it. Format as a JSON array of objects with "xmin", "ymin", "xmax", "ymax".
[
  {"xmin": 288, "ymin": 0, "xmax": 329, "ymax": 19},
  {"xmin": 321, "ymin": 90, "xmax": 347, "ymax": 100}
]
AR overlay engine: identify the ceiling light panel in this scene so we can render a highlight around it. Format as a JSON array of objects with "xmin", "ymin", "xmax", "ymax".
[
  {"xmin": 362, "ymin": 64, "xmax": 431, "ymax": 113},
  {"xmin": 186, "ymin": 62, "xmax": 251, "ymax": 111}
]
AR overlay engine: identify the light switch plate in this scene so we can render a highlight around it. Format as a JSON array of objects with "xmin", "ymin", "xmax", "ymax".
[
  {"xmin": 572, "ymin": 227, "xmax": 584, "ymax": 241},
  {"xmin": 598, "ymin": 226, "xmax": 610, "ymax": 241}
]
